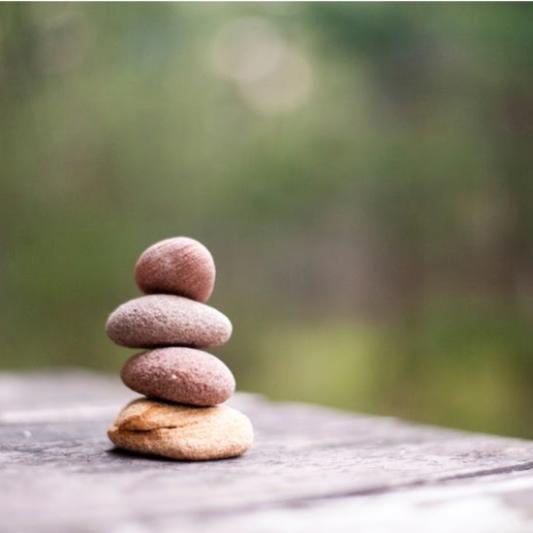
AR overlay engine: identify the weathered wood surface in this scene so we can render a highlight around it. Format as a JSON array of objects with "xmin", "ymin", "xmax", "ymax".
[{"xmin": 2, "ymin": 371, "xmax": 533, "ymax": 532}]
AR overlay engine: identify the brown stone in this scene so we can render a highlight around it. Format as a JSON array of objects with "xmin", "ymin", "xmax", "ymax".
[
  {"xmin": 121, "ymin": 347, "xmax": 235, "ymax": 406},
  {"xmin": 107, "ymin": 398, "xmax": 254, "ymax": 460},
  {"xmin": 134, "ymin": 237, "xmax": 216, "ymax": 303}
]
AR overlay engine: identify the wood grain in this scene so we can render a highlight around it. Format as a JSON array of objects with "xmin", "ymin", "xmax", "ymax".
[{"xmin": 2, "ymin": 371, "xmax": 533, "ymax": 532}]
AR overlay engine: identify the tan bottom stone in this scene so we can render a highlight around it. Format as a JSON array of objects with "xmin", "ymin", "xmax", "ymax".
[{"xmin": 108, "ymin": 398, "xmax": 253, "ymax": 461}]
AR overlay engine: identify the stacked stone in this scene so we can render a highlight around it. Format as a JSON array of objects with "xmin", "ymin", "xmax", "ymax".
[{"xmin": 106, "ymin": 237, "xmax": 253, "ymax": 461}]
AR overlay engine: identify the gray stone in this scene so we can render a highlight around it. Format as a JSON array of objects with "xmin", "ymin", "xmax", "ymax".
[{"xmin": 106, "ymin": 294, "xmax": 232, "ymax": 348}]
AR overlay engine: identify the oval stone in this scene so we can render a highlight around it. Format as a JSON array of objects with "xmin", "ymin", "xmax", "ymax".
[
  {"xmin": 106, "ymin": 294, "xmax": 232, "ymax": 348},
  {"xmin": 121, "ymin": 347, "xmax": 235, "ymax": 406},
  {"xmin": 108, "ymin": 398, "xmax": 254, "ymax": 460},
  {"xmin": 134, "ymin": 237, "xmax": 216, "ymax": 303}
]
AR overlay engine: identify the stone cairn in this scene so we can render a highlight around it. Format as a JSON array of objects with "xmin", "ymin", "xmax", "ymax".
[{"xmin": 106, "ymin": 237, "xmax": 253, "ymax": 461}]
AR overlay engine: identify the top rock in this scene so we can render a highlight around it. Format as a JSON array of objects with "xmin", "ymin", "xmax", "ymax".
[{"xmin": 134, "ymin": 237, "xmax": 215, "ymax": 302}]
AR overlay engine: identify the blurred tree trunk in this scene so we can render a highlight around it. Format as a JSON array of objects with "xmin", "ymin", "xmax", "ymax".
[{"xmin": 490, "ymin": 86, "xmax": 533, "ymax": 306}]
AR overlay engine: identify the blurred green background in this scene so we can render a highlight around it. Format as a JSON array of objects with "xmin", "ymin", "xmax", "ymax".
[{"xmin": 2, "ymin": 3, "xmax": 533, "ymax": 437}]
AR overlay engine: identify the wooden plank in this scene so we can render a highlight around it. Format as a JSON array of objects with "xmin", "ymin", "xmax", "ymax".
[
  {"xmin": 211, "ymin": 472, "xmax": 533, "ymax": 533},
  {"xmin": 2, "ymin": 371, "xmax": 533, "ymax": 532}
]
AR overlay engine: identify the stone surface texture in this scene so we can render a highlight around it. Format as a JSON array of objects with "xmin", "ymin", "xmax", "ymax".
[
  {"xmin": 135, "ymin": 237, "xmax": 216, "ymax": 302},
  {"xmin": 106, "ymin": 294, "xmax": 232, "ymax": 348},
  {"xmin": 108, "ymin": 398, "xmax": 253, "ymax": 460},
  {"xmin": 121, "ymin": 347, "xmax": 235, "ymax": 406},
  {"xmin": 3, "ymin": 372, "xmax": 533, "ymax": 533}
]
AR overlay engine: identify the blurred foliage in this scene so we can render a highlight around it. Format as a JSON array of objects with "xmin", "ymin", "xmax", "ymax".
[{"xmin": 1, "ymin": 3, "xmax": 533, "ymax": 437}]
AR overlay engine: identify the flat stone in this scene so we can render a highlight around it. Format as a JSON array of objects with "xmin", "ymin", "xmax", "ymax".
[
  {"xmin": 134, "ymin": 237, "xmax": 216, "ymax": 303},
  {"xmin": 121, "ymin": 347, "xmax": 235, "ymax": 406},
  {"xmin": 107, "ymin": 398, "xmax": 254, "ymax": 460},
  {"xmin": 106, "ymin": 294, "xmax": 232, "ymax": 348}
]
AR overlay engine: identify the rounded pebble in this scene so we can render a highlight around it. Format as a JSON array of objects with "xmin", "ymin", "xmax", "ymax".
[
  {"xmin": 121, "ymin": 347, "xmax": 235, "ymax": 406},
  {"xmin": 135, "ymin": 237, "xmax": 216, "ymax": 303},
  {"xmin": 108, "ymin": 398, "xmax": 253, "ymax": 460},
  {"xmin": 105, "ymin": 294, "xmax": 232, "ymax": 348}
]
